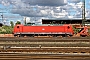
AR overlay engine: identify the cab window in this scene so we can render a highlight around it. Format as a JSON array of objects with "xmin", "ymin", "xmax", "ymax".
[
  {"xmin": 17, "ymin": 26, "xmax": 19, "ymax": 28},
  {"xmin": 67, "ymin": 26, "xmax": 70, "ymax": 29}
]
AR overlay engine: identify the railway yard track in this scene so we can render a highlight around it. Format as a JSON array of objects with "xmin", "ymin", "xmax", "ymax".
[
  {"xmin": 0, "ymin": 37, "xmax": 90, "ymax": 47},
  {"xmin": 0, "ymin": 37, "xmax": 90, "ymax": 60},
  {"xmin": 0, "ymin": 53, "xmax": 89, "ymax": 60},
  {"xmin": 0, "ymin": 37, "xmax": 90, "ymax": 42},
  {"xmin": 0, "ymin": 47, "xmax": 90, "ymax": 53}
]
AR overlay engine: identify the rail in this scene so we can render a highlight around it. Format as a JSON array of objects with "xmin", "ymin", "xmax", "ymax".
[
  {"xmin": 0, "ymin": 53, "xmax": 89, "ymax": 60},
  {"xmin": 0, "ymin": 48, "xmax": 90, "ymax": 53}
]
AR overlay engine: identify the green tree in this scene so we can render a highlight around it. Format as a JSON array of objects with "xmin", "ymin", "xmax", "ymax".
[
  {"xmin": 0, "ymin": 26, "xmax": 13, "ymax": 34},
  {"xmin": 15, "ymin": 21, "xmax": 21, "ymax": 25},
  {"xmin": 27, "ymin": 22, "xmax": 31, "ymax": 25},
  {"xmin": 10, "ymin": 21, "xmax": 14, "ymax": 28}
]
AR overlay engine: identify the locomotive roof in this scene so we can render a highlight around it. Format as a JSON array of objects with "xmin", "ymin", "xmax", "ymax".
[
  {"xmin": 23, "ymin": 24, "xmax": 71, "ymax": 26},
  {"xmin": 15, "ymin": 24, "xmax": 23, "ymax": 26}
]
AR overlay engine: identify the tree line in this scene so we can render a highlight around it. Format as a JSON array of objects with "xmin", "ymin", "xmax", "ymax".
[{"xmin": 0, "ymin": 21, "xmax": 21, "ymax": 34}]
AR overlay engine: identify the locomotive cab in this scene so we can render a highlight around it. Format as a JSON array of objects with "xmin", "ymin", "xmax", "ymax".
[
  {"xmin": 64, "ymin": 25, "xmax": 74, "ymax": 36},
  {"xmin": 13, "ymin": 24, "xmax": 23, "ymax": 37}
]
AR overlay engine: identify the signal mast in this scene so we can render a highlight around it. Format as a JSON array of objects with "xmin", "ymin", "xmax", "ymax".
[{"xmin": 82, "ymin": 0, "xmax": 85, "ymax": 26}]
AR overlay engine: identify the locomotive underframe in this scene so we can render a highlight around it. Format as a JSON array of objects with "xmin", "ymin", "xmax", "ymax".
[{"xmin": 14, "ymin": 32, "xmax": 73, "ymax": 37}]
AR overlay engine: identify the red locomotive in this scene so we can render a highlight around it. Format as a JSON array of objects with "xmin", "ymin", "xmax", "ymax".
[
  {"xmin": 13, "ymin": 24, "xmax": 74, "ymax": 37},
  {"xmin": 13, "ymin": 24, "xmax": 89, "ymax": 37}
]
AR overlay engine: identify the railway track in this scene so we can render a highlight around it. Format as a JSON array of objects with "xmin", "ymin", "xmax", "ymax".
[
  {"xmin": 0, "ymin": 37, "xmax": 90, "ymax": 48},
  {"xmin": 0, "ymin": 43, "xmax": 90, "ymax": 47},
  {"xmin": 0, "ymin": 48, "xmax": 90, "ymax": 53},
  {"xmin": 0, "ymin": 53, "xmax": 89, "ymax": 60},
  {"xmin": 0, "ymin": 42, "xmax": 89, "ymax": 47},
  {"xmin": 0, "ymin": 37, "xmax": 90, "ymax": 42},
  {"xmin": 0, "ymin": 37, "xmax": 89, "ymax": 60}
]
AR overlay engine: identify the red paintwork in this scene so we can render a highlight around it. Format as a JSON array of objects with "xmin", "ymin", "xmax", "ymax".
[
  {"xmin": 13, "ymin": 24, "xmax": 74, "ymax": 35},
  {"xmin": 79, "ymin": 26, "xmax": 88, "ymax": 36}
]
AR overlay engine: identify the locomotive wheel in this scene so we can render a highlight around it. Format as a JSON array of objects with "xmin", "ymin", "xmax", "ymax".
[
  {"xmin": 52, "ymin": 35, "xmax": 57, "ymax": 37},
  {"xmin": 17, "ymin": 35, "xmax": 20, "ymax": 37},
  {"xmin": 18, "ymin": 34, "xmax": 24, "ymax": 37},
  {"xmin": 48, "ymin": 35, "xmax": 51, "ymax": 37},
  {"xmin": 24, "ymin": 35, "xmax": 27, "ymax": 37},
  {"xmin": 30, "ymin": 35, "xmax": 34, "ymax": 37},
  {"xmin": 14, "ymin": 35, "xmax": 17, "ymax": 37},
  {"xmin": 59, "ymin": 35, "xmax": 62, "ymax": 37},
  {"xmin": 67, "ymin": 35, "xmax": 70, "ymax": 37}
]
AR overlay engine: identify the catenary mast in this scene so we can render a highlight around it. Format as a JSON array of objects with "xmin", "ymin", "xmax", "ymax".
[{"xmin": 82, "ymin": 0, "xmax": 85, "ymax": 26}]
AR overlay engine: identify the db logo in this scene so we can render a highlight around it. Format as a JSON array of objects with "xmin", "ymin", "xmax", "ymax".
[{"xmin": 42, "ymin": 28, "xmax": 45, "ymax": 30}]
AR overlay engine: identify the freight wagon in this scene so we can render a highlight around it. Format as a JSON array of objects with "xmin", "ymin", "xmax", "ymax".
[{"xmin": 13, "ymin": 24, "xmax": 74, "ymax": 37}]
